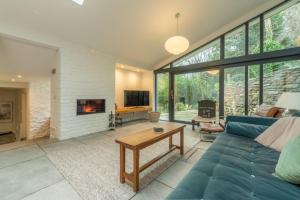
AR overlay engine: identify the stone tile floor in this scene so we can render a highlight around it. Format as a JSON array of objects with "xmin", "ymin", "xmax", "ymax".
[{"xmin": 0, "ymin": 122, "xmax": 211, "ymax": 200}]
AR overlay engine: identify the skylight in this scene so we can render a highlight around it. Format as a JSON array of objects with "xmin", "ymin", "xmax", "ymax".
[{"xmin": 72, "ymin": 0, "xmax": 85, "ymax": 5}]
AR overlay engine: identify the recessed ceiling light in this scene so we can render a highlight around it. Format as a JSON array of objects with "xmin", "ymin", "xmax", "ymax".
[
  {"xmin": 72, "ymin": 0, "xmax": 85, "ymax": 5},
  {"xmin": 11, "ymin": 78, "xmax": 16, "ymax": 82},
  {"xmin": 17, "ymin": 75, "xmax": 22, "ymax": 79}
]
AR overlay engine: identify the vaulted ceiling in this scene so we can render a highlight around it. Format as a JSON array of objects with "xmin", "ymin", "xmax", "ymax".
[{"xmin": 0, "ymin": 0, "xmax": 281, "ymax": 69}]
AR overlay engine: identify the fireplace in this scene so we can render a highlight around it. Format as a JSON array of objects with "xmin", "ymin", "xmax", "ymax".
[{"xmin": 77, "ymin": 99, "xmax": 105, "ymax": 115}]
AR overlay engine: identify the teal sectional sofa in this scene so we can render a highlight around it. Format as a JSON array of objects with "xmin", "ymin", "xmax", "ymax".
[{"xmin": 166, "ymin": 116, "xmax": 300, "ymax": 200}]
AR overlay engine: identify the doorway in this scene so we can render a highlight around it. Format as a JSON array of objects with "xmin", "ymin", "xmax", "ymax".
[
  {"xmin": 0, "ymin": 88, "xmax": 27, "ymax": 145},
  {"xmin": 172, "ymin": 69, "xmax": 220, "ymax": 122}
]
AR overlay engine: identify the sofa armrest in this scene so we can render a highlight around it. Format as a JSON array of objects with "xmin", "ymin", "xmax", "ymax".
[{"xmin": 225, "ymin": 116, "xmax": 278, "ymax": 139}]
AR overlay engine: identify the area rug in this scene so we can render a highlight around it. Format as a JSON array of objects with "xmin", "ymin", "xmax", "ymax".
[{"xmin": 41, "ymin": 122, "xmax": 200, "ymax": 200}]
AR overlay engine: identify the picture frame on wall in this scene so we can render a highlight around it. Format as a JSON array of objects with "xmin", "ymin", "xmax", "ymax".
[{"xmin": 0, "ymin": 102, "xmax": 13, "ymax": 122}]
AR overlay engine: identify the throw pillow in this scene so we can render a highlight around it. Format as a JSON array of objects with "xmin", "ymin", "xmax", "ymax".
[
  {"xmin": 255, "ymin": 104, "xmax": 278, "ymax": 117},
  {"xmin": 266, "ymin": 107, "xmax": 279, "ymax": 117},
  {"xmin": 255, "ymin": 117, "xmax": 300, "ymax": 151},
  {"xmin": 226, "ymin": 121, "xmax": 269, "ymax": 139},
  {"xmin": 274, "ymin": 134, "xmax": 300, "ymax": 184}
]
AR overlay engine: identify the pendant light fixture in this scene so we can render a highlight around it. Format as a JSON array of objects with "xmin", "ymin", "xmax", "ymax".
[{"xmin": 165, "ymin": 13, "xmax": 189, "ymax": 55}]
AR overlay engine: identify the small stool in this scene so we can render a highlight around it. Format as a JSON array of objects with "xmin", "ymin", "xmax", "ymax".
[{"xmin": 200, "ymin": 121, "xmax": 225, "ymax": 142}]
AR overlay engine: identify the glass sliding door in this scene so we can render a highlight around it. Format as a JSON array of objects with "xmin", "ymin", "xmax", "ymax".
[
  {"xmin": 156, "ymin": 73, "xmax": 169, "ymax": 120},
  {"xmin": 174, "ymin": 70, "xmax": 219, "ymax": 122},
  {"xmin": 248, "ymin": 65, "xmax": 260, "ymax": 114},
  {"xmin": 224, "ymin": 66, "xmax": 245, "ymax": 116}
]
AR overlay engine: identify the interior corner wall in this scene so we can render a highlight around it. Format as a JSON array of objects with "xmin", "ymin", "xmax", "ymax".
[
  {"xmin": 115, "ymin": 68, "xmax": 154, "ymax": 108},
  {"xmin": 58, "ymin": 47, "xmax": 115, "ymax": 140},
  {"xmin": 50, "ymin": 51, "xmax": 60, "ymax": 139}
]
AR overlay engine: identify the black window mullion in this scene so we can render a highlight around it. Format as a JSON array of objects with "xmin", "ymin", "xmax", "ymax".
[
  {"xmin": 245, "ymin": 22, "xmax": 249, "ymax": 56},
  {"xmin": 220, "ymin": 35, "xmax": 225, "ymax": 59},
  {"xmin": 245, "ymin": 65, "xmax": 249, "ymax": 115},
  {"xmin": 259, "ymin": 64, "xmax": 264, "ymax": 104},
  {"xmin": 169, "ymin": 72, "xmax": 174, "ymax": 121},
  {"xmin": 154, "ymin": 73, "xmax": 158, "ymax": 111},
  {"xmin": 260, "ymin": 15, "xmax": 264, "ymax": 54},
  {"xmin": 219, "ymin": 67, "xmax": 225, "ymax": 119},
  {"xmin": 219, "ymin": 36, "xmax": 225, "ymax": 119}
]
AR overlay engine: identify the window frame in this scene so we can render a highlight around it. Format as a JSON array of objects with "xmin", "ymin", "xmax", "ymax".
[{"xmin": 154, "ymin": 0, "xmax": 300, "ymax": 123}]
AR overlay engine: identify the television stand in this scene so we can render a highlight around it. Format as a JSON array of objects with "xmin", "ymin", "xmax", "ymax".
[{"xmin": 116, "ymin": 107, "xmax": 152, "ymax": 124}]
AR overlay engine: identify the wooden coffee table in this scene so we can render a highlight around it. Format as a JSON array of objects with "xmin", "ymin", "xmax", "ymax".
[{"xmin": 115, "ymin": 123, "xmax": 186, "ymax": 192}]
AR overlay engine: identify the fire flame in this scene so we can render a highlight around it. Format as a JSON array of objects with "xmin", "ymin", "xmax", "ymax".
[{"xmin": 83, "ymin": 105, "xmax": 95, "ymax": 113}]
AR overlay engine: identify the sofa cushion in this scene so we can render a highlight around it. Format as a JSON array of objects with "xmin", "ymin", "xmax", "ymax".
[
  {"xmin": 226, "ymin": 121, "xmax": 269, "ymax": 139},
  {"xmin": 166, "ymin": 133, "xmax": 300, "ymax": 200},
  {"xmin": 274, "ymin": 135, "xmax": 300, "ymax": 184},
  {"xmin": 226, "ymin": 115, "xmax": 277, "ymax": 127},
  {"xmin": 255, "ymin": 117, "xmax": 300, "ymax": 152}
]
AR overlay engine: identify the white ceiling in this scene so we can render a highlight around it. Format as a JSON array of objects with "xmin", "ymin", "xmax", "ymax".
[
  {"xmin": 0, "ymin": 36, "xmax": 57, "ymax": 82},
  {"xmin": 0, "ymin": 0, "xmax": 278, "ymax": 69}
]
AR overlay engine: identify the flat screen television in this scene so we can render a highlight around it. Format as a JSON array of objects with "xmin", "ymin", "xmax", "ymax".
[{"xmin": 124, "ymin": 90, "xmax": 149, "ymax": 107}]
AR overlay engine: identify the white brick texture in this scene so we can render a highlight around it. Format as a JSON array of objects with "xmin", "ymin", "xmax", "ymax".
[{"xmin": 57, "ymin": 47, "xmax": 115, "ymax": 140}]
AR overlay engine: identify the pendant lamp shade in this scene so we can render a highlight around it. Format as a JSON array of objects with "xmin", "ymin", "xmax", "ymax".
[
  {"xmin": 165, "ymin": 13, "xmax": 189, "ymax": 55},
  {"xmin": 165, "ymin": 36, "xmax": 189, "ymax": 55}
]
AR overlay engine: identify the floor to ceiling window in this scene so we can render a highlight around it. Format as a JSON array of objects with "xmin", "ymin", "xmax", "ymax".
[
  {"xmin": 264, "ymin": 0, "xmax": 300, "ymax": 52},
  {"xmin": 224, "ymin": 67, "xmax": 245, "ymax": 116},
  {"xmin": 248, "ymin": 65, "xmax": 260, "ymax": 114},
  {"xmin": 173, "ymin": 39, "xmax": 221, "ymax": 67},
  {"xmin": 155, "ymin": 0, "xmax": 300, "ymax": 122},
  {"xmin": 248, "ymin": 18, "xmax": 260, "ymax": 55},
  {"xmin": 156, "ymin": 73, "xmax": 169, "ymax": 120},
  {"xmin": 263, "ymin": 60, "xmax": 300, "ymax": 105},
  {"xmin": 174, "ymin": 70, "xmax": 219, "ymax": 122},
  {"xmin": 225, "ymin": 26, "xmax": 246, "ymax": 58}
]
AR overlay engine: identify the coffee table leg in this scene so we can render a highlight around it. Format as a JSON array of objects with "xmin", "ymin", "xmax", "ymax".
[
  {"xmin": 133, "ymin": 149, "xmax": 140, "ymax": 192},
  {"xmin": 169, "ymin": 136, "xmax": 173, "ymax": 149},
  {"xmin": 120, "ymin": 144, "xmax": 125, "ymax": 183},
  {"xmin": 180, "ymin": 129, "xmax": 184, "ymax": 155}
]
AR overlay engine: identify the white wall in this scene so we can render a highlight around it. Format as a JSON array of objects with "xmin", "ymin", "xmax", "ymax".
[
  {"xmin": 50, "ymin": 51, "xmax": 60, "ymax": 139},
  {"xmin": 58, "ymin": 47, "xmax": 115, "ymax": 140},
  {"xmin": 115, "ymin": 68, "xmax": 154, "ymax": 108}
]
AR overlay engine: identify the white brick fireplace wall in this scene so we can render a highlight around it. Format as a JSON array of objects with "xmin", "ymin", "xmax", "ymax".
[{"xmin": 57, "ymin": 47, "xmax": 115, "ymax": 140}]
